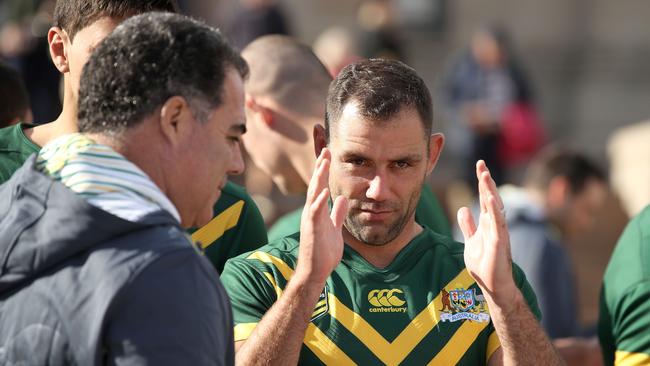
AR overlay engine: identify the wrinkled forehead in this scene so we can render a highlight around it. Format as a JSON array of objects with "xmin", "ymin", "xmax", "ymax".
[{"xmin": 329, "ymin": 102, "xmax": 429, "ymax": 156}]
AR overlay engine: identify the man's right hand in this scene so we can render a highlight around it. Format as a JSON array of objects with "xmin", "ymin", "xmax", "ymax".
[
  {"xmin": 296, "ymin": 148, "xmax": 349, "ymax": 286},
  {"xmin": 234, "ymin": 148, "xmax": 349, "ymax": 366}
]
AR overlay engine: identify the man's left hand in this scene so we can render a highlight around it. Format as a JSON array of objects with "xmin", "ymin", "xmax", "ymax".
[{"xmin": 457, "ymin": 160, "xmax": 517, "ymax": 310}]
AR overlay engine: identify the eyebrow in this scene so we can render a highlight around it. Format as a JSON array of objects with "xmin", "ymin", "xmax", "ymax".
[
  {"xmin": 340, "ymin": 151, "xmax": 423, "ymax": 161},
  {"xmin": 391, "ymin": 154, "xmax": 423, "ymax": 162}
]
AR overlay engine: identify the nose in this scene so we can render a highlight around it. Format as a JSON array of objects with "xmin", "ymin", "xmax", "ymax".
[
  {"xmin": 229, "ymin": 144, "xmax": 245, "ymax": 176},
  {"xmin": 366, "ymin": 173, "xmax": 389, "ymax": 201}
]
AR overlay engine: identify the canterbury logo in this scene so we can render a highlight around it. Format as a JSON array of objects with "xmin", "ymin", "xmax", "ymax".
[{"xmin": 368, "ymin": 289, "xmax": 406, "ymax": 307}]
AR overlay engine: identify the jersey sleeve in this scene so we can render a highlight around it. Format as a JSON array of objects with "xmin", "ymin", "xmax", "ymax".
[
  {"xmin": 192, "ymin": 182, "xmax": 268, "ymax": 273},
  {"xmin": 214, "ymin": 191, "xmax": 268, "ymax": 266},
  {"xmin": 221, "ymin": 257, "xmax": 278, "ymax": 342},
  {"xmin": 609, "ymin": 282, "xmax": 650, "ymax": 365}
]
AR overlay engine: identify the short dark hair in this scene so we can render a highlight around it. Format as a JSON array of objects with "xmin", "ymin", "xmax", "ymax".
[
  {"xmin": 0, "ymin": 62, "xmax": 30, "ymax": 128},
  {"xmin": 78, "ymin": 12, "xmax": 248, "ymax": 136},
  {"xmin": 53, "ymin": 0, "xmax": 178, "ymax": 41},
  {"xmin": 525, "ymin": 147, "xmax": 606, "ymax": 194},
  {"xmin": 325, "ymin": 58, "xmax": 433, "ymax": 142}
]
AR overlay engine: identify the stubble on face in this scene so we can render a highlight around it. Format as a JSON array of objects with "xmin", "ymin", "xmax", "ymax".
[{"xmin": 339, "ymin": 180, "xmax": 422, "ymax": 246}]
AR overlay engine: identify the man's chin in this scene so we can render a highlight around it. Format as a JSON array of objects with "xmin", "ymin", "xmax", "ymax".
[{"xmin": 346, "ymin": 224, "xmax": 394, "ymax": 247}]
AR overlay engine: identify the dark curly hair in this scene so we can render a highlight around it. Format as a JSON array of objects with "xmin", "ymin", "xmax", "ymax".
[
  {"xmin": 77, "ymin": 12, "xmax": 248, "ymax": 136},
  {"xmin": 325, "ymin": 58, "xmax": 433, "ymax": 143}
]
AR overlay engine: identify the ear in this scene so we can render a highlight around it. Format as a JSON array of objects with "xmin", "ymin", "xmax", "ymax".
[
  {"xmin": 48, "ymin": 27, "xmax": 70, "ymax": 73},
  {"xmin": 547, "ymin": 176, "xmax": 569, "ymax": 208},
  {"xmin": 159, "ymin": 96, "xmax": 193, "ymax": 147},
  {"xmin": 313, "ymin": 124, "xmax": 327, "ymax": 158},
  {"xmin": 425, "ymin": 133, "xmax": 445, "ymax": 175},
  {"xmin": 245, "ymin": 95, "xmax": 274, "ymax": 127}
]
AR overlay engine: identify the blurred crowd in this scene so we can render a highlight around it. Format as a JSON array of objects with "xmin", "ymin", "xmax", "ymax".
[{"xmin": 1, "ymin": 0, "xmax": 649, "ymax": 365}]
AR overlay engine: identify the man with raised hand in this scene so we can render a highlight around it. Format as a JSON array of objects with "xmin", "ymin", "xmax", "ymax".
[
  {"xmin": 222, "ymin": 59, "xmax": 562, "ymax": 365},
  {"xmin": 0, "ymin": 13, "xmax": 246, "ymax": 364},
  {"xmin": 240, "ymin": 35, "xmax": 451, "ymax": 242}
]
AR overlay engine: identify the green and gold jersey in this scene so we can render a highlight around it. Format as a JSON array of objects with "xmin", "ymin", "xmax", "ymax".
[
  {"xmin": 0, "ymin": 123, "xmax": 39, "ymax": 184},
  {"xmin": 267, "ymin": 184, "xmax": 452, "ymax": 242},
  {"xmin": 599, "ymin": 205, "xmax": 650, "ymax": 366},
  {"xmin": 222, "ymin": 228, "xmax": 540, "ymax": 365},
  {"xmin": 190, "ymin": 181, "xmax": 268, "ymax": 273}
]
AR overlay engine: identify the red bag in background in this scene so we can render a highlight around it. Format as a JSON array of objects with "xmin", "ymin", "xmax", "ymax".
[{"xmin": 498, "ymin": 102, "xmax": 545, "ymax": 166}]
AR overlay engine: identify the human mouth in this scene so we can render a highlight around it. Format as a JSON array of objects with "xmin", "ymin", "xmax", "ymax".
[{"xmin": 357, "ymin": 208, "xmax": 393, "ymax": 221}]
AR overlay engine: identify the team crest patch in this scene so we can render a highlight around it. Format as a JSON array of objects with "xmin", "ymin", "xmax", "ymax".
[
  {"xmin": 439, "ymin": 288, "xmax": 490, "ymax": 323},
  {"xmin": 311, "ymin": 284, "xmax": 329, "ymax": 321}
]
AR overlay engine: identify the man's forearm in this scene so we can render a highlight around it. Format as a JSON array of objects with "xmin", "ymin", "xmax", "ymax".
[
  {"xmin": 487, "ymin": 289, "xmax": 564, "ymax": 366},
  {"xmin": 235, "ymin": 274, "xmax": 324, "ymax": 366}
]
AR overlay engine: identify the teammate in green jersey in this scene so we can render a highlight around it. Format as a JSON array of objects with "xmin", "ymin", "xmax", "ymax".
[
  {"xmin": 222, "ymin": 58, "xmax": 562, "ymax": 365},
  {"xmin": 0, "ymin": 0, "xmax": 268, "ymax": 270},
  {"xmin": 190, "ymin": 181, "xmax": 268, "ymax": 273},
  {"xmin": 599, "ymin": 205, "xmax": 650, "ymax": 365},
  {"xmin": 239, "ymin": 35, "xmax": 451, "ymax": 241}
]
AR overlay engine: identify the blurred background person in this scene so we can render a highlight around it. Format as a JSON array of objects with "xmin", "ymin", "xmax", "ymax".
[
  {"xmin": 356, "ymin": 0, "xmax": 405, "ymax": 61},
  {"xmin": 313, "ymin": 26, "xmax": 361, "ymax": 77},
  {"xmin": 491, "ymin": 147, "xmax": 608, "ymax": 366},
  {"xmin": 0, "ymin": 61, "xmax": 32, "ymax": 128},
  {"xmin": 227, "ymin": 0, "xmax": 291, "ymax": 49},
  {"xmin": 458, "ymin": 147, "xmax": 607, "ymax": 344},
  {"xmin": 444, "ymin": 25, "xmax": 541, "ymax": 191}
]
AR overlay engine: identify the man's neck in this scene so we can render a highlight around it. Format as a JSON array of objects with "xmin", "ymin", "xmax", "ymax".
[
  {"xmin": 24, "ymin": 88, "xmax": 78, "ymax": 148},
  {"xmin": 343, "ymin": 219, "xmax": 423, "ymax": 269}
]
